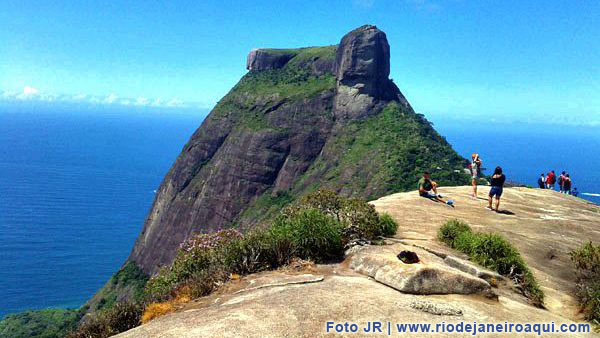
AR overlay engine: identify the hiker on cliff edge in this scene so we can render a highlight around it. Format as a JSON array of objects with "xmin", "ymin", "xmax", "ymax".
[{"xmin": 470, "ymin": 153, "xmax": 482, "ymax": 198}]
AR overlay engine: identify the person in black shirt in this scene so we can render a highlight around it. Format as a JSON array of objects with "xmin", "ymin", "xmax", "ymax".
[
  {"xmin": 487, "ymin": 166, "xmax": 506, "ymax": 212},
  {"xmin": 537, "ymin": 173, "xmax": 546, "ymax": 189}
]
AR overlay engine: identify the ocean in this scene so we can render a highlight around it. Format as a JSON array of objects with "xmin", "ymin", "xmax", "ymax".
[
  {"xmin": 0, "ymin": 106, "xmax": 598, "ymax": 318},
  {"xmin": 0, "ymin": 105, "xmax": 204, "ymax": 318},
  {"xmin": 435, "ymin": 118, "xmax": 600, "ymax": 205}
]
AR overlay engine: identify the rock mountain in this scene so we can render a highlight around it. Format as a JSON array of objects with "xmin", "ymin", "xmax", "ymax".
[{"xmin": 125, "ymin": 25, "xmax": 467, "ymax": 277}]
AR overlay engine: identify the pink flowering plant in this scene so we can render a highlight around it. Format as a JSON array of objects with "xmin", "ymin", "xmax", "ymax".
[{"xmin": 145, "ymin": 229, "xmax": 242, "ymax": 301}]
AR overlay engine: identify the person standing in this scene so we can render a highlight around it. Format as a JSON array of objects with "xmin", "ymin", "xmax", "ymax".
[
  {"xmin": 538, "ymin": 173, "xmax": 546, "ymax": 189},
  {"xmin": 546, "ymin": 170, "xmax": 556, "ymax": 190},
  {"xmin": 558, "ymin": 171, "xmax": 566, "ymax": 193},
  {"xmin": 563, "ymin": 174, "xmax": 572, "ymax": 195},
  {"xmin": 488, "ymin": 166, "xmax": 506, "ymax": 212},
  {"xmin": 470, "ymin": 154, "xmax": 482, "ymax": 198}
]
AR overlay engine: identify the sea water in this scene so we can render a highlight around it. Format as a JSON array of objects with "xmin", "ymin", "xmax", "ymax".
[
  {"xmin": 0, "ymin": 105, "xmax": 203, "ymax": 318},
  {"xmin": 435, "ymin": 119, "xmax": 600, "ymax": 205}
]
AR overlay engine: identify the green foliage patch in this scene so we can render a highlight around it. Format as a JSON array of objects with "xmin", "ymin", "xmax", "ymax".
[
  {"xmin": 0, "ymin": 309, "xmax": 82, "ymax": 338},
  {"xmin": 233, "ymin": 68, "xmax": 335, "ymax": 103},
  {"xmin": 438, "ymin": 219, "xmax": 544, "ymax": 307},
  {"xmin": 93, "ymin": 262, "xmax": 149, "ymax": 312},
  {"xmin": 67, "ymin": 302, "xmax": 143, "ymax": 338},
  {"xmin": 570, "ymin": 241, "xmax": 600, "ymax": 327},
  {"xmin": 294, "ymin": 102, "xmax": 470, "ymax": 200}
]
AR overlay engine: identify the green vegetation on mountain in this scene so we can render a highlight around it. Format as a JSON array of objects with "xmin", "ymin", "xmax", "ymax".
[
  {"xmin": 438, "ymin": 219, "xmax": 544, "ymax": 307},
  {"xmin": 292, "ymin": 101, "xmax": 469, "ymax": 201},
  {"xmin": 86, "ymin": 262, "xmax": 148, "ymax": 313},
  {"xmin": 261, "ymin": 45, "xmax": 336, "ymax": 59},
  {"xmin": 67, "ymin": 302, "xmax": 143, "ymax": 338},
  {"xmin": 0, "ymin": 309, "xmax": 82, "ymax": 338}
]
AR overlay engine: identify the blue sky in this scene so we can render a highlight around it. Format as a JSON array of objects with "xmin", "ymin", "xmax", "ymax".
[{"xmin": 1, "ymin": 1, "xmax": 598, "ymax": 125}]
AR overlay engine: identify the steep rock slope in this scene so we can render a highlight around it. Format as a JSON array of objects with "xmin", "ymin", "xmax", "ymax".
[{"xmin": 128, "ymin": 25, "xmax": 468, "ymax": 276}]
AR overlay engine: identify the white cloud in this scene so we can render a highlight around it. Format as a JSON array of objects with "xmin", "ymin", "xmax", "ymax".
[
  {"xmin": 103, "ymin": 93, "xmax": 118, "ymax": 104},
  {"xmin": 23, "ymin": 86, "xmax": 39, "ymax": 96},
  {"xmin": 2, "ymin": 90, "xmax": 17, "ymax": 99},
  {"xmin": 134, "ymin": 97, "xmax": 149, "ymax": 106},
  {"xmin": 71, "ymin": 93, "xmax": 88, "ymax": 101},
  {"xmin": 166, "ymin": 98, "xmax": 184, "ymax": 107},
  {"xmin": 14, "ymin": 86, "xmax": 41, "ymax": 100},
  {"xmin": 0, "ymin": 87, "xmax": 198, "ymax": 109}
]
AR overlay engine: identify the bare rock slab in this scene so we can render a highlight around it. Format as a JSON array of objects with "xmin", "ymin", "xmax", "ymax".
[
  {"xmin": 349, "ymin": 243, "xmax": 492, "ymax": 295},
  {"xmin": 443, "ymin": 255, "xmax": 506, "ymax": 283}
]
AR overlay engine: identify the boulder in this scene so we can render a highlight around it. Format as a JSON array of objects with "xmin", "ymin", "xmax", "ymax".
[
  {"xmin": 349, "ymin": 243, "xmax": 492, "ymax": 295},
  {"xmin": 246, "ymin": 49, "xmax": 296, "ymax": 71},
  {"xmin": 334, "ymin": 25, "xmax": 391, "ymax": 98}
]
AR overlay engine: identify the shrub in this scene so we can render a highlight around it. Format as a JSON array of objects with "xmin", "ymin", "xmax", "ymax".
[
  {"xmin": 270, "ymin": 208, "xmax": 344, "ymax": 263},
  {"xmin": 378, "ymin": 213, "xmax": 398, "ymax": 237},
  {"xmin": 182, "ymin": 263, "xmax": 229, "ymax": 299},
  {"xmin": 438, "ymin": 219, "xmax": 472, "ymax": 247},
  {"xmin": 222, "ymin": 230, "xmax": 271, "ymax": 274},
  {"xmin": 296, "ymin": 190, "xmax": 344, "ymax": 221},
  {"xmin": 437, "ymin": 220, "xmax": 544, "ymax": 307},
  {"xmin": 570, "ymin": 241, "xmax": 600, "ymax": 326},
  {"xmin": 293, "ymin": 189, "xmax": 397, "ymax": 241},
  {"xmin": 342, "ymin": 198, "xmax": 383, "ymax": 239},
  {"xmin": 144, "ymin": 229, "xmax": 241, "ymax": 302},
  {"xmin": 67, "ymin": 302, "xmax": 143, "ymax": 338}
]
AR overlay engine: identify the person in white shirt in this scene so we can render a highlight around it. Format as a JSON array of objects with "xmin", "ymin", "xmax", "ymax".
[{"xmin": 470, "ymin": 153, "xmax": 482, "ymax": 198}]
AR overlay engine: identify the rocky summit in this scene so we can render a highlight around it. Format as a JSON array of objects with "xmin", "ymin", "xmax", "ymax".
[
  {"xmin": 115, "ymin": 187, "xmax": 599, "ymax": 338},
  {"xmin": 123, "ymin": 25, "xmax": 468, "ymax": 277}
]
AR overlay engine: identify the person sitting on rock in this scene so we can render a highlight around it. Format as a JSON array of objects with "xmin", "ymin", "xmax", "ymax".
[{"xmin": 418, "ymin": 171, "xmax": 453, "ymax": 206}]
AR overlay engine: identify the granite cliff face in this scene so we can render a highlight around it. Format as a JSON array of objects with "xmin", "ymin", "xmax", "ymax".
[{"xmin": 126, "ymin": 25, "xmax": 468, "ymax": 276}]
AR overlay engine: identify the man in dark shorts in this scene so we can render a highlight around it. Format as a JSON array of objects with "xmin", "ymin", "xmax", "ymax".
[
  {"xmin": 418, "ymin": 172, "xmax": 452, "ymax": 205},
  {"xmin": 487, "ymin": 166, "xmax": 506, "ymax": 212}
]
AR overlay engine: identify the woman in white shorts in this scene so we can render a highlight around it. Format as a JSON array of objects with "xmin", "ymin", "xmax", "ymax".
[{"xmin": 471, "ymin": 154, "xmax": 482, "ymax": 198}]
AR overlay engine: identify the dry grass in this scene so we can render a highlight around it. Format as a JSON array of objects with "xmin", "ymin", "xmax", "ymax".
[
  {"xmin": 141, "ymin": 303, "xmax": 176, "ymax": 324},
  {"xmin": 281, "ymin": 258, "xmax": 316, "ymax": 273},
  {"xmin": 141, "ymin": 284, "xmax": 198, "ymax": 324}
]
